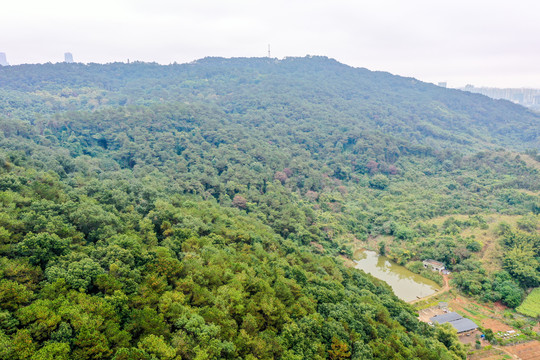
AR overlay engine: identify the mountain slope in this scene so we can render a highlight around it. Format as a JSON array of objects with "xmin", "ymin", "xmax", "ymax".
[
  {"xmin": 1, "ymin": 56, "xmax": 539, "ymax": 150},
  {"xmin": 0, "ymin": 57, "xmax": 538, "ymax": 359}
]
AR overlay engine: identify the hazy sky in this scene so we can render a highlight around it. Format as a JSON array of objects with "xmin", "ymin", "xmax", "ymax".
[{"xmin": 2, "ymin": 0, "xmax": 539, "ymax": 88}]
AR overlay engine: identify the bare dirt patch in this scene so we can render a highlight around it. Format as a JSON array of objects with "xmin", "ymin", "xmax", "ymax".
[
  {"xmin": 468, "ymin": 348, "xmax": 508, "ymax": 360},
  {"xmin": 480, "ymin": 318, "xmax": 513, "ymax": 333},
  {"xmin": 505, "ymin": 341, "xmax": 540, "ymax": 360},
  {"xmin": 492, "ymin": 301, "xmax": 507, "ymax": 312},
  {"xmin": 418, "ymin": 306, "xmax": 446, "ymax": 323},
  {"xmin": 458, "ymin": 329, "xmax": 481, "ymax": 345}
]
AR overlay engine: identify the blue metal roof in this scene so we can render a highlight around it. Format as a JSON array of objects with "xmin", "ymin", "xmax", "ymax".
[
  {"xmin": 430, "ymin": 312, "xmax": 462, "ymax": 324},
  {"xmin": 449, "ymin": 318, "xmax": 478, "ymax": 333},
  {"xmin": 429, "ymin": 312, "xmax": 478, "ymax": 333}
]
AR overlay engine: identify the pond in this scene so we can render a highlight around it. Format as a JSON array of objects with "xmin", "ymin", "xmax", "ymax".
[{"xmin": 354, "ymin": 250, "xmax": 441, "ymax": 302}]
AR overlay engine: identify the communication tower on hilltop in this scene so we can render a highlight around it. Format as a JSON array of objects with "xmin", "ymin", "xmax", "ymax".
[{"xmin": 268, "ymin": 44, "xmax": 271, "ymax": 58}]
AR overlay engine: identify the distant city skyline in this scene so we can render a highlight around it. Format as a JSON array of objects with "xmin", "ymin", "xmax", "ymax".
[
  {"xmin": 459, "ymin": 85, "xmax": 540, "ymax": 110},
  {"xmin": 1, "ymin": 0, "xmax": 539, "ymax": 88}
]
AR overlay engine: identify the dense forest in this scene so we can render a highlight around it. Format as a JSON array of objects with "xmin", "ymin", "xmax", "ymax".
[{"xmin": 0, "ymin": 57, "xmax": 538, "ymax": 359}]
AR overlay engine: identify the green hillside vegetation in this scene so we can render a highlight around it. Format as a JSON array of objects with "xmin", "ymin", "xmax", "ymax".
[
  {"xmin": 517, "ymin": 288, "xmax": 540, "ymax": 318},
  {"xmin": 1, "ymin": 57, "xmax": 539, "ymax": 150},
  {"xmin": 0, "ymin": 158, "xmax": 466, "ymax": 359},
  {"xmin": 381, "ymin": 214, "xmax": 539, "ymax": 308},
  {"xmin": 0, "ymin": 57, "xmax": 539, "ymax": 358}
]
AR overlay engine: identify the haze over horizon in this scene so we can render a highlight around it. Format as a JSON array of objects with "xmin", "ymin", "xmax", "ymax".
[{"xmin": 1, "ymin": 0, "xmax": 539, "ymax": 88}]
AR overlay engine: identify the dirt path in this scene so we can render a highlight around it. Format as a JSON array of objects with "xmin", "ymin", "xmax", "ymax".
[
  {"xmin": 409, "ymin": 274, "xmax": 450, "ymax": 304},
  {"xmin": 493, "ymin": 345, "xmax": 521, "ymax": 359}
]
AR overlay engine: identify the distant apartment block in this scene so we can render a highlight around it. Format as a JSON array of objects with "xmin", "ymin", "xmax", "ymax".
[
  {"xmin": 64, "ymin": 52, "xmax": 74, "ymax": 63},
  {"xmin": 0, "ymin": 52, "xmax": 8, "ymax": 66},
  {"xmin": 437, "ymin": 82, "xmax": 447, "ymax": 88},
  {"xmin": 461, "ymin": 85, "xmax": 540, "ymax": 110}
]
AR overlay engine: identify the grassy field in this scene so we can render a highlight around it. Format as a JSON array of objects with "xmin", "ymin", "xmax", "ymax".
[{"xmin": 517, "ymin": 288, "xmax": 540, "ymax": 318}]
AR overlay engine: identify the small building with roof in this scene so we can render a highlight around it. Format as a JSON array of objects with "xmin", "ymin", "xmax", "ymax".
[
  {"xmin": 448, "ymin": 318, "xmax": 479, "ymax": 333},
  {"xmin": 438, "ymin": 302, "xmax": 449, "ymax": 310},
  {"xmin": 431, "ymin": 312, "xmax": 462, "ymax": 324},
  {"xmin": 423, "ymin": 259, "xmax": 446, "ymax": 272},
  {"xmin": 430, "ymin": 312, "xmax": 478, "ymax": 334}
]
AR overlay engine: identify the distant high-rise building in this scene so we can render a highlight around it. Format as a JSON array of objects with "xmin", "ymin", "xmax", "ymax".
[
  {"xmin": 64, "ymin": 52, "xmax": 74, "ymax": 63},
  {"xmin": 437, "ymin": 82, "xmax": 447, "ymax": 88},
  {"xmin": 0, "ymin": 52, "xmax": 9, "ymax": 66}
]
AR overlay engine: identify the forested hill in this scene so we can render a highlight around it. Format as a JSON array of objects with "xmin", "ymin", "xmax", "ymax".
[
  {"xmin": 1, "ymin": 56, "xmax": 539, "ymax": 150},
  {"xmin": 0, "ymin": 57, "xmax": 538, "ymax": 359}
]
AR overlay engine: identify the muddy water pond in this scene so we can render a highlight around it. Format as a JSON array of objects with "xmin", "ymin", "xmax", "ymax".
[{"xmin": 354, "ymin": 250, "xmax": 441, "ymax": 302}]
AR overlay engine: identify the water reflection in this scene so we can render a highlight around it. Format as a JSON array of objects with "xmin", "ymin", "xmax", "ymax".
[{"xmin": 354, "ymin": 250, "xmax": 441, "ymax": 302}]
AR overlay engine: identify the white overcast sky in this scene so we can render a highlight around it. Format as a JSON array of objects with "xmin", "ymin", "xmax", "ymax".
[{"xmin": 1, "ymin": 0, "xmax": 539, "ymax": 88}]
